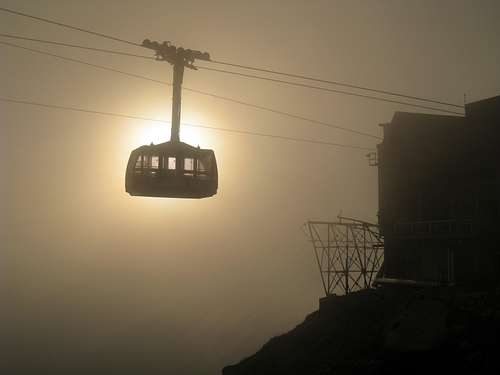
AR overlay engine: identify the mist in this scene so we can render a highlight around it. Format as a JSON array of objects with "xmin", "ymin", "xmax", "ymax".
[{"xmin": 2, "ymin": 1, "xmax": 500, "ymax": 374}]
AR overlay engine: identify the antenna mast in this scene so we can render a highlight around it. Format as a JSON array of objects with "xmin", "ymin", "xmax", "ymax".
[{"xmin": 142, "ymin": 39, "xmax": 210, "ymax": 142}]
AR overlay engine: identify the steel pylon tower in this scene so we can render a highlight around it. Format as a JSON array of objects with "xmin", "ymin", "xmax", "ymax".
[{"xmin": 305, "ymin": 216, "xmax": 384, "ymax": 296}]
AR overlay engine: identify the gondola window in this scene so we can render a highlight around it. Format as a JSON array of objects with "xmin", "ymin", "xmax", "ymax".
[
  {"xmin": 168, "ymin": 157, "xmax": 176, "ymax": 170},
  {"xmin": 197, "ymin": 157, "xmax": 210, "ymax": 175},
  {"xmin": 151, "ymin": 156, "xmax": 160, "ymax": 169},
  {"xmin": 135, "ymin": 155, "xmax": 144, "ymax": 169}
]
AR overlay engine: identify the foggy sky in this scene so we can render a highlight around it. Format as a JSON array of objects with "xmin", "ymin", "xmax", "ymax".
[{"xmin": 2, "ymin": 1, "xmax": 500, "ymax": 374}]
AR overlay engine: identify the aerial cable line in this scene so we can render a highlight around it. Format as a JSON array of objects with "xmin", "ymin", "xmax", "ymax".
[
  {"xmin": 0, "ymin": 6, "xmax": 141, "ymax": 48},
  {"xmin": 0, "ymin": 40, "xmax": 165, "ymax": 84},
  {"xmin": 206, "ymin": 59, "xmax": 464, "ymax": 109},
  {"xmin": 0, "ymin": 97, "xmax": 374, "ymax": 151},
  {"xmin": 0, "ymin": 40, "xmax": 381, "ymax": 140},
  {"xmin": 181, "ymin": 86, "xmax": 381, "ymax": 139},
  {"xmin": 0, "ymin": 33, "xmax": 154, "ymax": 59},
  {"xmin": 197, "ymin": 65, "xmax": 464, "ymax": 116},
  {"xmin": 0, "ymin": 6, "xmax": 463, "ymax": 111},
  {"xmin": 0, "ymin": 33, "xmax": 463, "ymax": 116}
]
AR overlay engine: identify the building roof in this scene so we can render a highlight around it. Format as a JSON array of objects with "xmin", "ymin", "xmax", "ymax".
[
  {"xmin": 379, "ymin": 95, "xmax": 500, "ymax": 160},
  {"xmin": 381, "ymin": 95, "xmax": 500, "ymax": 131},
  {"xmin": 465, "ymin": 95, "xmax": 500, "ymax": 120}
]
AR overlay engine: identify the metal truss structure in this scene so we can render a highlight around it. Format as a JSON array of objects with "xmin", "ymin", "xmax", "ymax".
[{"xmin": 305, "ymin": 216, "xmax": 384, "ymax": 296}]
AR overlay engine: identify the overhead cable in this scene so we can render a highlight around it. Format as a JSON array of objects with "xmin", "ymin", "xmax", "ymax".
[
  {"xmin": 0, "ymin": 33, "xmax": 154, "ymax": 59},
  {"xmin": 0, "ymin": 6, "xmax": 142, "ymax": 47},
  {"xmin": 207, "ymin": 59, "xmax": 464, "ymax": 108},
  {"xmin": 0, "ymin": 40, "xmax": 163, "ymax": 84},
  {"xmin": 0, "ymin": 5, "xmax": 463, "ymax": 114},
  {"xmin": 0, "ymin": 33, "xmax": 462, "ymax": 116},
  {"xmin": 197, "ymin": 66, "xmax": 464, "ymax": 115},
  {"xmin": 0, "ymin": 97, "xmax": 375, "ymax": 151},
  {"xmin": 0, "ymin": 40, "xmax": 382, "ymax": 140}
]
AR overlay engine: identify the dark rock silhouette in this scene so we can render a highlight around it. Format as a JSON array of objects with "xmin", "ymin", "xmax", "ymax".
[{"xmin": 223, "ymin": 287, "xmax": 500, "ymax": 375}]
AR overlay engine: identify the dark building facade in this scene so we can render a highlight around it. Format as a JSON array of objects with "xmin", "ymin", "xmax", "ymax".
[{"xmin": 378, "ymin": 95, "xmax": 500, "ymax": 287}]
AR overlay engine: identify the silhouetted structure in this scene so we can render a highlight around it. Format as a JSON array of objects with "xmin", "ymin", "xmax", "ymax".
[
  {"xmin": 377, "ymin": 95, "xmax": 500, "ymax": 287},
  {"xmin": 126, "ymin": 141, "xmax": 217, "ymax": 198},
  {"xmin": 125, "ymin": 39, "xmax": 218, "ymax": 198},
  {"xmin": 306, "ymin": 217, "xmax": 384, "ymax": 296}
]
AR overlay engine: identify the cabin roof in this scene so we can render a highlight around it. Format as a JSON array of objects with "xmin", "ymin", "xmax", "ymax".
[{"xmin": 132, "ymin": 141, "xmax": 212, "ymax": 154}]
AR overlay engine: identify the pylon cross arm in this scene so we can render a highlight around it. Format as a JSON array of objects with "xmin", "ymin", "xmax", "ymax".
[{"xmin": 142, "ymin": 39, "xmax": 210, "ymax": 68}]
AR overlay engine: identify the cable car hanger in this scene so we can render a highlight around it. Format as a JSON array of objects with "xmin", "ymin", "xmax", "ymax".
[
  {"xmin": 141, "ymin": 39, "xmax": 210, "ymax": 141},
  {"xmin": 125, "ymin": 40, "xmax": 218, "ymax": 199}
]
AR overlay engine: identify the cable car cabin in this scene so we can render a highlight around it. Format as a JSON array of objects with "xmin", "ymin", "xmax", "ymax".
[{"xmin": 125, "ymin": 141, "xmax": 217, "ymax": 198}]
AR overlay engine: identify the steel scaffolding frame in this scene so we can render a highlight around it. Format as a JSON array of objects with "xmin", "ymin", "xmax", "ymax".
[{"xmin": 306, "ymin": 216, "xmax": 384, "ymax": 296}]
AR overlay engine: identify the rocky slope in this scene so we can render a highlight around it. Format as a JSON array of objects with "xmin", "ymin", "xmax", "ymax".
[{"xmin": 223, "ymin": 287, "xmax": 500, "ymax": 375}]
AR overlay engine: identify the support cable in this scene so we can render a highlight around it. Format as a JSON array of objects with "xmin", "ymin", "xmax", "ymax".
[
  {"xmin": 0, "ymin": 6, "xmax": 142, "ymax": 47},
  {"xmin": 0, "ymin": 5, "xmax": 463, "ymax": 109},
  {"xmin": 207, "ymin": 59, "xmax": 464, "ymax": 108},
  {"xmin": 196, "ymin": 66, "xmax": 464, "ymax": 116},
  {"xmin": 0, "ymin": 97, "xmax": 375, "ymax": 151},
  {"xmin": 0, "ymin": 40, "xmax": 381, "ymax": 140},
  {"xmin": 0, "ymin": 32, "xmax": 463, "ymax": 115},
  {"xmin": 0, "ymin": 33, "xmax": 463, "ymax": 116},
  {"xmin": 0, "ymin": 33, "xmax": 154, "ymax": 59}
]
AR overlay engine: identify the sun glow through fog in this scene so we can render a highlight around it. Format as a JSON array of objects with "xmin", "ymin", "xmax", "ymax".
[{"xmin": 128, "ymin": 109, "xmax": 214, "ymax": 149}]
